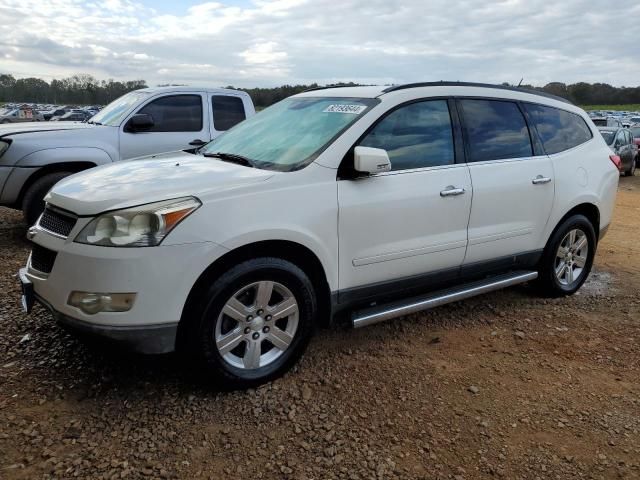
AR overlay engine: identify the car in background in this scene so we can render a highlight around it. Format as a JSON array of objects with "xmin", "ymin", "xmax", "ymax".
[
  {"xmin": 592, "ymin": 117, "xmax": 623, "ymax": 128},
  {"xmin": 51, "ymin": 111, "xmax": 91, "ymax": 122},
  {"xmin": 0, "ymin": 107, "xmax": 44, "ymax": 123},
  {"xmin": 0, "ymin": 86, "xmax": 256, "ymax": 224},
  {"xmin": 630, "ymin": 125, "xmax": 640, "ymax": 165},
  {"xmin": 42, "ymin": 108, "xmax": 67, "ymax": 121},
  {"xmin": 599, "ymin": 127, "xmax": 637, "ymax": 176}
]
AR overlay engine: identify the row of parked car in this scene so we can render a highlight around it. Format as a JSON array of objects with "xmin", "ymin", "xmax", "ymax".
[
  {"xmin": 0, "ymin": 103, "xmax": 102, "ymax": 124},
  {"xmin": 2, "ymin": 82, "xmax": 623, "ymax": 387},
  {"xmin": 586, "ymin": 111, "xmax": 640, "ymax": 177}
]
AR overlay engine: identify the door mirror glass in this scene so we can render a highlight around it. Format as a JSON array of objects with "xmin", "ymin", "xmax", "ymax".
[
  {"xmin": 126, "ymin": 113, "xmax": 154, "ymax": 132},
  {"xmin": 353, "ymin": 146, "xmax": 391, "ymax": 175}
]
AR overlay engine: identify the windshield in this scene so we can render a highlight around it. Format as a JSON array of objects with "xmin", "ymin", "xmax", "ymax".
[
  {"xmin": 200, "ymin": 96, "xmax": 379, "ymax": 171},
  {"xmin": 90, "ymin": 90, "xmax": 150, "ymax": 126},
  {"xmin": 599, "ymin": 131, "xmax": 615, "ymax": 145},
  {"xmin": 592, "ymin": 119, "xmax": 607, "ymax": 126}
]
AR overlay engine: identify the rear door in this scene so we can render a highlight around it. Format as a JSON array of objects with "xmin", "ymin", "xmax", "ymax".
[
  {"xmin": 119, "ymin": 92, "xmax": 208, "ymax": 160},
  {"xmin": 458, "ymin": 98, "xmax": 554, "ymax": 269},
  {"xmin": 337, "ymin": 99, "xmax": 472, "ymax": 302}
]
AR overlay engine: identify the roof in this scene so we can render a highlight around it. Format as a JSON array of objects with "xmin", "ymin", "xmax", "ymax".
[
  {"xmin": 139, "ymin": 86, "xmax": 249, "ymax": 95},
  {"xmin": 597, "ymin": 126, "xmax": 622, "ymax": 132}
]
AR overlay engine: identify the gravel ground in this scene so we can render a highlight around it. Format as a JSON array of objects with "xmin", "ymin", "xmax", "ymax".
[{"xmin": 1, "ymin": 175, "xmax": 639, "ymax": 480}]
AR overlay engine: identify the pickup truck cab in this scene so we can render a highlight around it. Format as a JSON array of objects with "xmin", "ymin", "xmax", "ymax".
[{"xmin": 0, "ymin": 86, "xmax": 255, "ymax": 224}]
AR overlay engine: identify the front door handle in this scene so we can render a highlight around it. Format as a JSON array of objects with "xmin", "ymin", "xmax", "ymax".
[
  {"xmin": 532, "ymin": 175, "xmax": 552, "ymax": 185},
  {"xmin": 189, "ymin": 139, "xmax": 206, "ymax": 146},
  {"xmin": 440, "ymin": 186, "xmax": 466, "ymax": 197}
]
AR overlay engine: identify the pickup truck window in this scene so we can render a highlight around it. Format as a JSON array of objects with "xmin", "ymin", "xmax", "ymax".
[
  {"xmin": 137, "ymin": 95, "xmax": 203, "ymax": 132},
  {"xmin": 201, "ymin": 97, "xmax": 378, "ymax": 171},
  {"xmin": 91, "ymin": 91, "xmax": 151, "ymax": 126},
  {"xmin": 212, "ymin": 95, "xmax": 246, "ymax": 131}
]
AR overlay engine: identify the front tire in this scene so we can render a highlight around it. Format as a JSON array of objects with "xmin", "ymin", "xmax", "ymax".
[
  {"xmin": 536, "ymin": 214, "xmax": 596, "ymax": 297},
  {"xmin": 625, "ymin": 157, "xmax": 636, "ymax": 176},
  {"xmin": 184, "ymin": 257, "xmax": 317, "ymax": 388},
  {"xmin": 22, "ymin": 172, "xmax": 73, "ymax": 225}
]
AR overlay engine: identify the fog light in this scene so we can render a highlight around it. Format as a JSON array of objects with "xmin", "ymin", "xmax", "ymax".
[{"xmin": 67, "ymin": 292, "xmax": 136, "ymax": 315}]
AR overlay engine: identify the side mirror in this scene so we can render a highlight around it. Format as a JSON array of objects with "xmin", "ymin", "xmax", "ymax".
[
  {"xmin": 353, "ymin": 146, "xmax": 391, "ymax": 175},
  {"xmin": 126, "ymin": 113, "xmax": 154, "ymax": 132}
]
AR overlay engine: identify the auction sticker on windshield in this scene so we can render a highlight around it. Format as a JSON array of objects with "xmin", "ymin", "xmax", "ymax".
[{"xmin": 323, "ymin": 104, "xmax": 367, "ymax": 114}]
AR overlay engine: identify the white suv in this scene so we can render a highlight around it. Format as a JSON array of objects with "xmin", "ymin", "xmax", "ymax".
[{"xmin": 19, "ymin": 82, "xmax": 619, "ymax": 387}]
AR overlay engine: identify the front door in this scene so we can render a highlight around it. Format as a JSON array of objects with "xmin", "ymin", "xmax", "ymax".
[
  {"xmin": 338, "ymin": 99, "xmax": 472, "ymax": 304},
  {"xmin": 119, "ymin": 92, "xmax": 208, "ymax": 160}
]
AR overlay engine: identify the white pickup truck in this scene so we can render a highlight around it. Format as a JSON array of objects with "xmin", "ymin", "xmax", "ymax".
[{"xmin": 0, "ymin": 86, "xmax": 255, "ymax": 224}]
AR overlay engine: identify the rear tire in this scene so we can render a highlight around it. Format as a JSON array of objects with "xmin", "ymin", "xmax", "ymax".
[
  {"xmin": 183, "ymin": 257, "xmax": 317, "ymax": 389},
  {"xmin": 625, "ymin": 158, "xmax": 636, "ymax": 176},
  {"xmin": 536, "ymin": 214, "xmax": 596, "ymax": 297},
  {"xmin": 22, "ymin": 172, "xmax": 72, "ymax": 225}
]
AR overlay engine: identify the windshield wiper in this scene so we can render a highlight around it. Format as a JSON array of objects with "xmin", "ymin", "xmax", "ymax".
[
  {"xmin": 202, "ymin": 151, "xmax": 255, "ymax": 168},
  {"xmin": 86, "ymin": 120, "xmax": 102, "ymax": 125}
]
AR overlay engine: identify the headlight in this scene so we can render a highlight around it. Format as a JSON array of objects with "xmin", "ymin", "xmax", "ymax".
[{"xmin": 75, "ymin": 197, "xmax": 201, "ymax": 247}]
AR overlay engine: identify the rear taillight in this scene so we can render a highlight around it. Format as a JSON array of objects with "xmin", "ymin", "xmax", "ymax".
[{"xmin": 609, "ymin": 155, "xmax": 622, "ymax": 170}]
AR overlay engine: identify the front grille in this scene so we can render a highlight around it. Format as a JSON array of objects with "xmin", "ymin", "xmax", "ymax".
[
  {"xmin": 30, "ymin": 245, "xmax": 57, "ymax": 274},
  {"xmin": 39, "ymin": 207, "xmax": 77, "ymax": 237}
]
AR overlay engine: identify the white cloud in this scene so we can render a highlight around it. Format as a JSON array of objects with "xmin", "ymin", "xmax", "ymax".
[{"xmin": 0, "ymin": 0, "xmax": 637, "ymax": 87}]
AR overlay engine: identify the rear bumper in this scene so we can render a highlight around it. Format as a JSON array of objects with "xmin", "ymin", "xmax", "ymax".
[{"xmin": 35, "ymin": 291, "xmax": 178, "ymax": 354}]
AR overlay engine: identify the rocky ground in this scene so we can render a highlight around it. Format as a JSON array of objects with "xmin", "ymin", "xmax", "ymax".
[{"xmin": 1, "ymin": 175, "xmax": 639, "ymax": 480}]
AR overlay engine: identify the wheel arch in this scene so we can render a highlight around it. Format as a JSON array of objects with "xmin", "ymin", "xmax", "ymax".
[
  {"xmin": 177, "ymin": 239, "xmax": 333, "ymax": 348},
  {"xmin": 16, "ymin": 161, "xmax": 97, "ymax": 208},
  {"xmin": 545, "ymin": 202, "xmax": 600, "ymax": 251}
]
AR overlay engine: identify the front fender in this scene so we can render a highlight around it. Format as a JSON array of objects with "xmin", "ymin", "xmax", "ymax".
[{"xmin": 16, "ymin": 147, "xmax": 113, "ymax": 167}]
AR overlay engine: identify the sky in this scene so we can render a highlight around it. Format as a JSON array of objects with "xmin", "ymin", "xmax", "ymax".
[{"xmin": 0, "ymin": 0, "xmax": 638, "ymax": 88}]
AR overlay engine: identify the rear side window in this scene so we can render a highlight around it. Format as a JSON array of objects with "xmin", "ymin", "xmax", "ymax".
[
  {"xmin": 212, "ymin": 95, "xmax": 246, "ymax": 131},
  {"xmin": 137, "ymin": 95, "xmax": 203, "ymax": 132},
  {"xmin": 524, "ymin": 104, "xmax": 592, "ymax": 154},
  {"xmin": 459, "ymin": 99, "xmax": 532, "ymax": 162},
  {"xmin": 359, "ymin": 100, "xmax": 455, "ymax": 171}
]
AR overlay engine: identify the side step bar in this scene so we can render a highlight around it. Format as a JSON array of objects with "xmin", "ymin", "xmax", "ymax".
[{"xmin": 352, "ymin": 270, "xmax": 538, "ymax": 328}]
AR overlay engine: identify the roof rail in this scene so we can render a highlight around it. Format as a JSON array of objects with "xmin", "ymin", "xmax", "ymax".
[
  {"xmin": 381, "ymin": 81, "xmax": 574, "ymax": 105},
  {"xmin": 302, "ymin": 84, "xmax": 360, "ymax": 93}
]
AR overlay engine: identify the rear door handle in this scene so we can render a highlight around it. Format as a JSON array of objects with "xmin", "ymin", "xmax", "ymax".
[
  {"xmin": 189, "ymin": 139, "xmax": 207, "ymax": 146},
  {"xmin": 440, "ymin": 186, "xmax": 466, "ymax": 197},
  {"xmin": 532, "ymin": 175, "xmax": 552, "ymax": 185}
]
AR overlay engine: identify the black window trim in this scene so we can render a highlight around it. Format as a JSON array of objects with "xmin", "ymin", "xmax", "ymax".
[
  {"xmin": 131, "ymin": 93, "xmax": 204, "ymax": 133},
  {"xmin": 337, "ymin": 96, "xmax": 464, "ymax": 180},
  {"xmin": 454, "ymin": 96, "xmax": 537, "ymax": 165}
]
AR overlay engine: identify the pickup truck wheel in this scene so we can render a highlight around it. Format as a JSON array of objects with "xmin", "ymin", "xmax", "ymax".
[
  {"xmin": 536, "ymin": 214, "xmax": 596, "ymax": 297},
  {"xmin": 185, "ymin": 257, "xmax": 316, "ymax": 389},
  {"xmin": 22, "ymin": 172, "xmax": 72, "ymax": 225}
]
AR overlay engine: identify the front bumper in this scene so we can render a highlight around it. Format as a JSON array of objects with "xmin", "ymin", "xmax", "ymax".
[
  {"xmin": 20, "ymin": 267, "xmax": 178, "ymax": 353},
  {"xmin": 20, "ymin": 223, "xmax": 229, "ymax": 354}
]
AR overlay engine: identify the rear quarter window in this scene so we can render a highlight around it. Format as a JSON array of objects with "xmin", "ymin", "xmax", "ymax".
[{"xmin": 524, "ymin": 104, "xmax": 593, "ymax": 154}]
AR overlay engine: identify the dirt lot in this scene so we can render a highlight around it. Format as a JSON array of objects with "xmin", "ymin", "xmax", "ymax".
[{"xmin": 1, "ymin": 176, "xmax": 639, "ymax": 480}]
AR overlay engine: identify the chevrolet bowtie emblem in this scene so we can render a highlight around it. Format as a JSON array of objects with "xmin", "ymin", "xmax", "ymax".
[{"xmin": 26, "ymin": 227, "xmax": 37, "ymax": 241}]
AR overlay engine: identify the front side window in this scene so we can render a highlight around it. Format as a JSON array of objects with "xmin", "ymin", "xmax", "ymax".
[
  {"xmin": 136, "ymin": 95, "xmax": 203, "ymax": 132},
  {"xmin": 460, "ymin": 99, "xmax": 532, "ymax": 162},
  {"xmin": 524, "ymin": 104, "xmax": 592, "ymax": 154},
  {"xmin": 616, "ymin": 131, "xmax": 626, "ymax": 146},
  {"xmin": 212, "ymin": 95, "xmax": 246, "ymax": 131},
  {"xmin": 359, "ymin": 100, "xmax": 455, "ymax": 171},
  {"xmin": 201, "ymin": 97, "xmax": 378, "ymax": 171}
]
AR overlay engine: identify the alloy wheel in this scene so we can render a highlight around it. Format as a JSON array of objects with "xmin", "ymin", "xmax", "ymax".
[{"xmin": 554, "ymin": 228, "xmax": 589, "ymax": 286}]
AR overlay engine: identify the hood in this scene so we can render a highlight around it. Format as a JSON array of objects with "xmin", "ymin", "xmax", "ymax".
[
  {"xmin": 46, "ymin": 151, "xmax": 275, "ymax": 215},
  {"xmin": 0, "ymin": 121, "xmax": 93, "ymax": 137}
]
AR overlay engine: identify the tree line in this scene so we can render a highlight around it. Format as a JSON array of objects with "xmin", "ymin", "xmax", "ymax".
[{"xmin": 1, "ymin": 72, "xmax": 639, "ymax": 108}]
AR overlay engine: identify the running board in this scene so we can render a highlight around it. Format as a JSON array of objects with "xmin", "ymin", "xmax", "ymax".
[{"xmin": 351, "ymin": 270, "xmax": 538, "ymax": 328}]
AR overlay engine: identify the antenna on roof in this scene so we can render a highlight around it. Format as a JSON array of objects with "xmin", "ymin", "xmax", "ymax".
[{"xmin": 517, "ymin": 78, "xmax": 523, "ymax": 87}]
